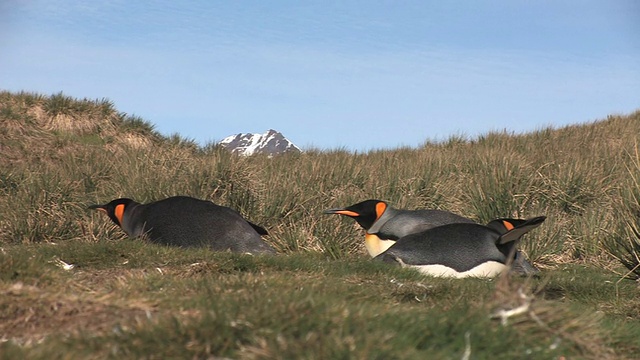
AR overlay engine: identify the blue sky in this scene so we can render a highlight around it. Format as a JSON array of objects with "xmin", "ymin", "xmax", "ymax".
[{"xmin": 1, "ymin": 1, "xmax": 639, "ymax": 151}]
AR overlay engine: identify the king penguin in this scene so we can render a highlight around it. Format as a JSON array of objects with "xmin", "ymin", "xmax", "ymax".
[
  {"xmin": 375, "ymin": 216, "xmax": 546, "ymax": 278},
  {"xmin": 324, "ymin": 199, "xmax": 539, "ymax": 275},
  {"xmin": 89, "ymin": 196, "xmax": 276, "ymax": 254},
  {"xmin": 324, "ymin": 199, "xmax": 477, "ymax": 256}
]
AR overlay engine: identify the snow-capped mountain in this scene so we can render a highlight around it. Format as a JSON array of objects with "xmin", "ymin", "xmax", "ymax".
[{"xmin": 218, "ymin": 129, "xmax": 301, "ymax": 156}]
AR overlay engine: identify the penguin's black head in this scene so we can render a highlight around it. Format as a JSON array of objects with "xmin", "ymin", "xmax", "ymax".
[
  {"xmin": 486, "ymin": 218, "xmax": 528, "ymax": 234},
  {"xmin": 486, "ymin": 216, "xmax": 546, "ymax": 235},
  {"xmin": 323, "ymin": 199, "xmax": 388, "ymax": 230},
  {"xmin": 88, "ymin": 198, "xmax": 136, "ymax": 227}
]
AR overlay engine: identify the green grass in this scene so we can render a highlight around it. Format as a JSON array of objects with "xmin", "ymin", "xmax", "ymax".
[
  {"xmin": 1, "ymin": 242, "xmax": 639, "ymax": 359},
  {"xmin": 1, "ymin": 91, "xmax": 640, "ymax": 358}
]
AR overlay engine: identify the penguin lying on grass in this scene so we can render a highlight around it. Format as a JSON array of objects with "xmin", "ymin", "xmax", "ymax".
[
  {"xmin": 376, "ymin": 216, "xmax": 546, "ymax": 278},
  {"xmin": 324, "ymin": 199, "xmax": 474, "ymax": 256},
  {"xmin": 324, "ymin": 199, "xmax": 540, "ymax": 276},
  {"xmin": 89, "ymin": 196, "xmax": 276, "ymax": 255}
]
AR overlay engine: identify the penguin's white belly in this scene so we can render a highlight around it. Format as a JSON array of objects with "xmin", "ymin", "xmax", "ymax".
[{"xmin": 409, "ymin": 261, "xmax": 507, "ymax": 278}]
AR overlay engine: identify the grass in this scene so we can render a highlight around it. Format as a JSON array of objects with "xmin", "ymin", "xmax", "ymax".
[
  {"xmin": 1, "ymin": 91, "xmax": 640, "ymax": 358},
  {"xmin": 1, "ymin": 242, "xmax": 639, "ymax": 359}
]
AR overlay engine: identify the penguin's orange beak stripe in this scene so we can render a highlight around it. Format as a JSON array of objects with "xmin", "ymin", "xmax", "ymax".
[
  {"xmin": 502, "ymin": 220, "xmax": 515, "ymax": 231},
  {"xmin": 332, "ymin": 210, "xmax": 360, "ymax": 217},
  {"xmin": 115, "ymin": 204, "xmax": 125, "ymax": 225}
]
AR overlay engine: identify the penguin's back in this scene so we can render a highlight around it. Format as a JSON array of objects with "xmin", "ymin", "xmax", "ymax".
[
  {"xmin": 376, "ymin": 223, "xmax": 506, "ymax": 273},
  {"xmin": 378, "ymin": 209, "xmax": 474, "ymax": 240},
  {"xmin": 133, "ymin": 196, "xmax": 275, "ymax": 254}
]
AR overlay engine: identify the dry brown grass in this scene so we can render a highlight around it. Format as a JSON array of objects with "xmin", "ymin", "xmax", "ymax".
[
  {"xmin": 0, "ymin": 280, "xmax": 155, "ymax": 346},
  {"xmin": 490, "ymin": 274, "xmax": 616, "ymax": 359}
]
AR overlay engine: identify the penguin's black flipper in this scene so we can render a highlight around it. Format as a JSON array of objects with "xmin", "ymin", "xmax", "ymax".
[
  {"xmin": 247, "ymin": 221, "xmax": 269, "ymax": 236},
  {"xmin": 376, "ymin": 253, "xmax": 403, "ymax": 266},
  {"xmin": 497, "ymin": 216, "xmax": 546, "ymax": 245}
]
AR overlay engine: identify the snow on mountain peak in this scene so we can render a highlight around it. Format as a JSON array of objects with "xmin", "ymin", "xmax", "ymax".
[{"xmin": 219, "ymin": 129, "xmax": 301, "ymax": 156}]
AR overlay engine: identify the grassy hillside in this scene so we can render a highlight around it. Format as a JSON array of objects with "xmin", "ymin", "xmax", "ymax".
[{"xmin": 1, "ymin": 91, "xmax": 639, "ymax": 359}]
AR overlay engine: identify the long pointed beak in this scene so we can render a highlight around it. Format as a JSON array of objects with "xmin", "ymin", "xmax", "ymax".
[
  {"xmin": 87, "ymin": 204, "xmax": 105, "ymax": 210},
  {"xmin": 323, "ymin": 209, "xmax": 360, "ymax": 217},
  {"xmin": 527, "ymin": 216, "xmax": 547, "ymax": 226}
]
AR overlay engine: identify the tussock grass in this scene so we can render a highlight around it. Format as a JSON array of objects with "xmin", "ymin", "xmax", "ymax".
[
  {"xmin": 1, "ymin": 91, "xmax": 640, "ymax": 358},
  {"xmin": 603, "ymin": 143, "xmax": 640, "ymax": 279}
]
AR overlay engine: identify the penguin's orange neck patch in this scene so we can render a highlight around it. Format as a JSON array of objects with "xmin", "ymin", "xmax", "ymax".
[
  {"xmin": 375, "ymin": 202, "xmax": 386, "ymax": 220},
  {"xmin": 114, "ymin": 204, "xmax": 125, "ymax": 225},
  {"xmin": 364, "ymin": 233, "xmax": 396, "ymax": 257},
  {"xmin": 364, "ymin": 233, "xmax": 381, "ymax": 257},
  {"xmin": 502, "ymin": 220, "xmax": 515, "ymax": 231}
]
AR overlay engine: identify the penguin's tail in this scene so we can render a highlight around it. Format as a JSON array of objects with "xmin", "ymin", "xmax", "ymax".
[{"xmin": 247, "ymin": 221, "xmax": 269, "ymax": 236}]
